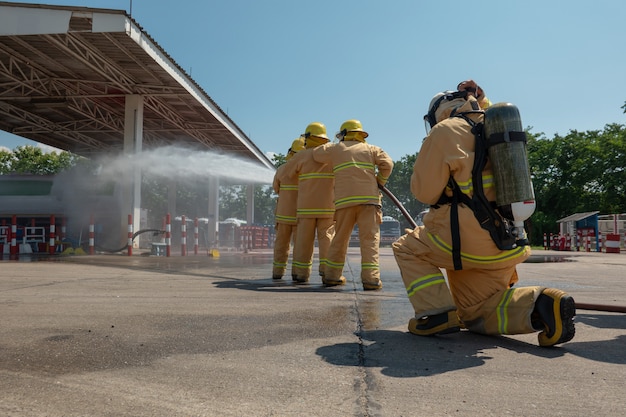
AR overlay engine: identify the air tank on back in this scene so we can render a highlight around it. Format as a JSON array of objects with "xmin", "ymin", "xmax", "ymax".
[{"xmin": 483, "ymin": 102, "xmax": 535, "ymax": 245}]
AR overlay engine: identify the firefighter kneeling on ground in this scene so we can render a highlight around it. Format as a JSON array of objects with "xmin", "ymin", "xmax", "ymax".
[{"xmin": 391, "ymin": 81, "xmax": 576, "ymax": 347}]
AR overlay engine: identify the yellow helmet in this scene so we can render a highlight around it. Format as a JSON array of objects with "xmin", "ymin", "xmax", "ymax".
[
  {"xmin": 302, "ymin": 122, "xmax": 328, "ymax": 140},
  {"xmin": 336, "ymin": 119, "xmax": 369, "ymax": 140},
  {"xmin": 289, "ymin": 137, "xmax": 305, "ymax": 153}
]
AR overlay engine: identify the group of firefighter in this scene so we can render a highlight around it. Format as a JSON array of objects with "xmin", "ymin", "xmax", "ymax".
[{"xmin": 271, "ymin": 79, "xmax": 576, "ymax": 347}]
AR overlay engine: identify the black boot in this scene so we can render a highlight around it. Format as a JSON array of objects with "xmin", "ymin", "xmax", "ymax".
[
  {"xmin": 533, "ymin": 289, "xmax": 576, "ymax": 347},
  {"xmin": 408, "ymin": 311, "xmax": 461, "ymax": 336}
]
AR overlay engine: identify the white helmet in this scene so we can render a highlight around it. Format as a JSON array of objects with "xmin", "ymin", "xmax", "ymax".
[{"xmin": 424, "ymin": 90, "xmax": 468, "ymax": 129}]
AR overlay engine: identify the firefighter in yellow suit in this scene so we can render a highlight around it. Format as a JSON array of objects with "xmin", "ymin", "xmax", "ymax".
[
  {"xmin": 392, "ymin": 81, "xmax": 576, "ymax": 347},
  {"xmin": 285, "ymin": 122, "xmax": 335, "ymax": 283},
  {"xmin": 271, "ymin": 138, "xmax": 305, "ymax": 279},
  {"xmin": 312, "ymin": 120, "xmax": 394, "ymax": 290}
]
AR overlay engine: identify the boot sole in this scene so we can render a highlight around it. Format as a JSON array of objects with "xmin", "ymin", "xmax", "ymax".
[
  {"xmin": 322, "ymin": 278, "xmax": 346, "ymax": 287},
  {"xmin": 539, "ymin": 293, "xmax": 576, "ymax": 347},
  {"xmin": 408, "ymin": 317, "xmax": 461, "ymax": 336},
  {"xmin": 363, "ymin": 281, "xmax": 382, "ymax": 291}
]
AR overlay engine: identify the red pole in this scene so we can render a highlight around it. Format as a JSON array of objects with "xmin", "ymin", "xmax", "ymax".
[
  {"xmin": 194, "ymin": 217, "xmax": 199, "ymax": 255},
  {"xmin": 166, "ymin": 213, "xmax": 171, "ymax": 257},
  {"xmin": 127, "ymin": 214, "xmax": 133, "ymax": 256},
  {"xmin": 89, "ymin": 214, "xmax": 95, "ymax": 255},
  {"xmin": 49, "ymin": 214, "xmax": 56, "ymax": 255},
  {"xmin": 181, "ymin": 215, "xmax": 187, "ymax": 256}
]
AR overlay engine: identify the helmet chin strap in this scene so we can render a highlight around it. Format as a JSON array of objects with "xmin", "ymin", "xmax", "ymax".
[
  {"xmin": 305, "ymin": 136, "xmax": 329, "ymax": 148},
  {"xmin": 344, "ymin": 132, "xmax": 366, "ymax": 142}
]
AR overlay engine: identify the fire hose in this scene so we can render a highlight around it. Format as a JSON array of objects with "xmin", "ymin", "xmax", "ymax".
[
  {"xmin": 378, "ymin": 183, "xmax": 625, "ymax": 314},
  {"xmin": 98, "ymin": 229, "xmax": 166, "ymax": 253},
  {"xmin": 378, "ymin": 183, "xmax": 417, "ymax": 229}
]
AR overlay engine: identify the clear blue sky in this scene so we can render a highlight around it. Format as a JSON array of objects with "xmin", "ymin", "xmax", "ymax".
[{"xmin": 1, "ymin": 0, "xmax": 625, "ymax": 161}]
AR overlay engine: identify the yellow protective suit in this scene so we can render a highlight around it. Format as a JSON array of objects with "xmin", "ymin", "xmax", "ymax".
[
  {"xmin": 392, "ymin": 98, "xmax": 542, "ymax": 336},
  {"xmin": 272, "ymin": 159, "xmax": 299, "ymax": 278},
  {"xmin": 283, "ymin": 147, "xmax": 335, "ymax": 281},
  {"xmin": 313, "ymin": 139, "xmax": 393, "ymax": 286}
]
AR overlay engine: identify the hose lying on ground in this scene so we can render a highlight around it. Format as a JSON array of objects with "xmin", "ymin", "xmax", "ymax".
[{"xmin": 95, "ymin": 229, "xmax": 166, "ymax": 253}]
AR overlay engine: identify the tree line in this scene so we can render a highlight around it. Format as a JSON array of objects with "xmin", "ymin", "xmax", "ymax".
[{"xmin": 2, "ymin": 121, "xmax": 626, "ymax": 246}]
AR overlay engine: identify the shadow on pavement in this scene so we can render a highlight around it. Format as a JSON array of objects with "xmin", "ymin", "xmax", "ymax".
[
  {"xmin": 316, "ymin": 330, "xmax": 568, "ymax": 378},
  {"xmin": 212, "ymin": 278, "xmax": 356, "ymax": 293},
  {"xmin": 317, "ymin": 326, "xmax": 626, "ymax": 377}
]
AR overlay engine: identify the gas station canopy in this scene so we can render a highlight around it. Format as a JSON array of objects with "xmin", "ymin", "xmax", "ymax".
[{"xmin": 0, "ymin": 2, "xmax": 274, "ymax": 169}]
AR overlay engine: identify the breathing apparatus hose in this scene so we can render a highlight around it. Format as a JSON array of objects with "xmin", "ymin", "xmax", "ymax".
[{"xmin": 377, "ymin": 184, "xmax": 626, "ymax": 314}]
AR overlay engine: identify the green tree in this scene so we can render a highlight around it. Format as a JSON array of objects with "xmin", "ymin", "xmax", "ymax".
[
  {"xmin": 594, "ymin": 124, "xmax": 626, "ymax": 213},
  {"xmin": 272, "ymin": 152, "xmax": 287, "ymax": 167},
  {"xmin": 254, "ymin": 184, "xmax": 276, "ymax": 225},
  {"xmin": 0, "ymin": 145, "xmax": 82, "ymax": 174},
  {"xmin": 0, "ymin": 149, "xmax": 14, "ymax": 173},
  {"xmin": 218, "ymin": 185, "xmax": 248, "ymax": 221},
  {"xmin": 527, "ymin": 124, "xmax": 626, "ymax": 245}
]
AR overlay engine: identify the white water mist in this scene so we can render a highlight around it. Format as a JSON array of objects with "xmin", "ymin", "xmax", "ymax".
[{"xmin": 96, "ymin": 145, "xmax": 275, "ymax": 184}]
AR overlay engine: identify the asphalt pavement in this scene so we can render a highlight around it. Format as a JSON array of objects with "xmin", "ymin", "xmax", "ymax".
[{"xmin": 1, "ymin": 247, "xmax": 625, "ymax": 417}]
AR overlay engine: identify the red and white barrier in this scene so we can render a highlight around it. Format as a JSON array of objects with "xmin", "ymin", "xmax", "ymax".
[{"xmin": 605, "ymin": 234, "xmax": 621, "ymax": 254}]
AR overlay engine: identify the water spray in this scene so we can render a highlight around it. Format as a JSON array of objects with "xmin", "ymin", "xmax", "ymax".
[{"xmin": 97, "ymin": 145, "xmax": 275, "ymax": 184}]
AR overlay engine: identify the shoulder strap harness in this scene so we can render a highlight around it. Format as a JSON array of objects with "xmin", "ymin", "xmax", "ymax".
[{"xmin": 432, "ymin": 112, "xmax": 518, "ymax": 270}]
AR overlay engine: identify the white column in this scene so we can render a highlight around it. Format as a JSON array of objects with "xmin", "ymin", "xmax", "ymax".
[{"xmin": 123, "ymin": 94, "xmax": 143, "ymax": 249}]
